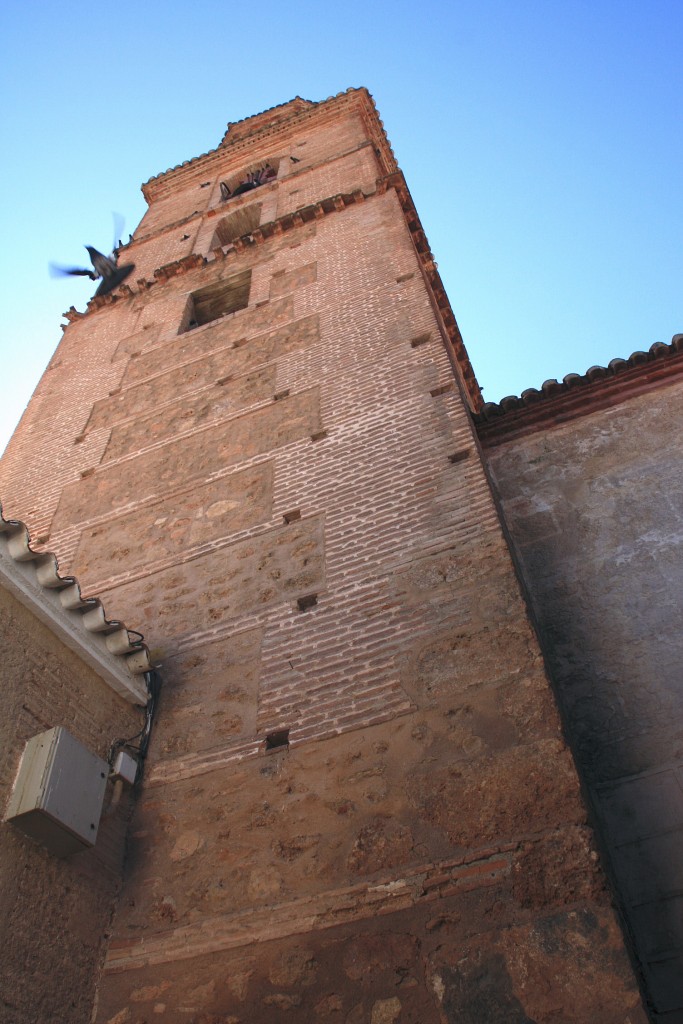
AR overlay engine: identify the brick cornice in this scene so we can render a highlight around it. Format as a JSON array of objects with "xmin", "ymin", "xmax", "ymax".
[
  {"xmin": 142, "ymin": 88, "xmax": 397, "ymax": 203},
  {"xmin": 68, "ymin": 189, "xmax": 375, "ymax": 323}
]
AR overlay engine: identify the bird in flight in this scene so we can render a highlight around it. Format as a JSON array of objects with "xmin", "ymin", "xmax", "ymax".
[{"xmin": 50, "ymin": 216, "xmax": 135, "ymax": 297}]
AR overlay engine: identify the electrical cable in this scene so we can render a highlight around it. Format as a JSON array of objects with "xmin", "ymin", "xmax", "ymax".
[{"xmin": 108, "ymin": 669, "xmax": 162, "ymax": 783}]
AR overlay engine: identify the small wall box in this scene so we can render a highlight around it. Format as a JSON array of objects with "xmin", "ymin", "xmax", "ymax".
[{"xmin": 5, "ymin": 727, "xmax": 108, "ymax": 857}]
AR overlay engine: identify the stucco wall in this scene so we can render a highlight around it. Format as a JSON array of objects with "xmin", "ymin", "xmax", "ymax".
[{"xmin": 484, "ymin": 379, "xmax": 683, "ymax": 1022}]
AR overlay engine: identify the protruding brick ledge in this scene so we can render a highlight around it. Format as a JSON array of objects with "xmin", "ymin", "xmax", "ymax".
[
  {"xmin": 72, "ymin": 187, "xmax": 371, "ymax": 323},
  {"xmin": 104, "ymin": 844, "xmax": 514, "ymax": 973}
]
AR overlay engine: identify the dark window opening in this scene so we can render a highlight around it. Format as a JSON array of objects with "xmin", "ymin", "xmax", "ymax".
[
  {"xmin": 448, "ymin": 450, "xmax": 471, "ymax": 464},
  {"xmin": 283, "ymin": 509, "xmax": 301, "ymax": 524},
  {"xmin": 265, "ymin": 729, "xmax": 290, "ymax": 752},
  {"xmin": 210, "ymin": 204, "xmax": 262, "ymax": 250},
  {"xmin": 297, "ymin": 594, "xmax": 318, "ymax": 612},
  {"xmin": 181, "ymin": 270, "xmax": 251, "ymax": 332}
]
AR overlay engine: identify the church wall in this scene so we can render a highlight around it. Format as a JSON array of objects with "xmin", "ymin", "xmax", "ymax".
[
  {"xmin": 483, "ymin": 378, "xmax": 683, "ymax": 1022},
  {"xmin": 91, "ymin": 185, "xmax": 641, "ymax": 1020}
]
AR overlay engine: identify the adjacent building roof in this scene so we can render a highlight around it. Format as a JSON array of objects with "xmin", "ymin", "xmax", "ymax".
[
  {"xmin": 475, "ymin": 334, "xmax": 683, "ymax": 445},
  {"xmin": 0, "ymin": 503, "xmax": 152, "ymax": 704}
]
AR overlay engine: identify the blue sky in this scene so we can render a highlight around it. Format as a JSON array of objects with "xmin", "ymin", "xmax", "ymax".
[{"xmin": 0, "ymin": 0, "xmax": 680, "ymax": 454}]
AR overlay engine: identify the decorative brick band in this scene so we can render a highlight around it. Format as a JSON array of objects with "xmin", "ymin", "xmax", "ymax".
[
  {"xmin": 103, "ymin": 845, "xmax": 514, "ymax": 973},
  {"xmin": 147, "ymin": 737, "xmax": 263, "ymax": 785},
  {"xmin": 147, "ymin": 696, "xmax": 415, "ymax": 787}
]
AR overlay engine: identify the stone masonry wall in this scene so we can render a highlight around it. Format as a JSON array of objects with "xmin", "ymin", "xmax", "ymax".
[
  {"xmin": 483, "ymin": 380, "xmax": 683, "ymax": 1023},
  {"xmin": 0, "ymin": 585, "xmax": 140, "ymax": 1024},
  {"xmin": 0, "ymin": 91, "xmax": 645, "ymax": 1023}
]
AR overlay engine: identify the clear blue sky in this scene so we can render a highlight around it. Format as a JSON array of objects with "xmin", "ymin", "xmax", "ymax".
[{"xmin": 1, "ymin": 1, "xmax": 680, "ymax": 455}]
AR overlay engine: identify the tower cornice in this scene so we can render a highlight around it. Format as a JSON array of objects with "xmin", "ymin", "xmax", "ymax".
[{"xmin": 141, "ymin": 88, "xmax": 397, "ymax": 203}]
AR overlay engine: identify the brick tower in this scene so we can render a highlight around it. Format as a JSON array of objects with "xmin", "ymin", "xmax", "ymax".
[{"xmin": 0, "ymin": 90, "xmax": 645, "ymax": 1022}]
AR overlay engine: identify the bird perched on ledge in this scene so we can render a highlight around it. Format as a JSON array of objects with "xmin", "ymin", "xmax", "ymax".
[
  {"xmin": 219, "ymin": 164, "xmax": 277, "ymax": 201},
  {"xmin": 50, "ymin": 244, "xmax": 135, "ymax": 297}
]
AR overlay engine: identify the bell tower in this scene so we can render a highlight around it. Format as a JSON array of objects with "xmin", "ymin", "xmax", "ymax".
[{"xmin": 0, "ymin": 90, "xmax": 645, "ymax": 1022}]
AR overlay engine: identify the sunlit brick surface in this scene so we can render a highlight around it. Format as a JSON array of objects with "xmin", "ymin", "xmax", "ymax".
[{"xmin": 0, "ymin": 89, "xmax": 644, "ymax": 1024}]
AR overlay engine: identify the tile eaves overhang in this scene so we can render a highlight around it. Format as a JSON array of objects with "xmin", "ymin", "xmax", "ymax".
[
  {"xmin": 474, "ymin": 334, "xmax": 683, "ymax": 447},
  {"xmin": 0, "ymin": 503, "xmax": 151, "ymax": 705}
]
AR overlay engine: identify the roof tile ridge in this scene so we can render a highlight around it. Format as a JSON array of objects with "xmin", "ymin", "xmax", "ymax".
[
  {"xmin": 0, "ymin": 501, "xmax": 153, "ymax": 701},
  {"xmin": 476, "ymin": 334, "xmax": 683, "ymax": 424}
]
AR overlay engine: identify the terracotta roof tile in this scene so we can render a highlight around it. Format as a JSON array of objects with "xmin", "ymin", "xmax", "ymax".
[
  {"xmin": 476, "ymin": 334, "xmax": 683, "ymax": 423},
  {"xmin": 0, "ymin": 502, "xmax": 152, "ymax": 704}
]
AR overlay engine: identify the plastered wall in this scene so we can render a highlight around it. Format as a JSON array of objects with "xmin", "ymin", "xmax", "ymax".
[{"xmin": 484, "ymin": 380, "xmax": 683, "ymax": 1022}]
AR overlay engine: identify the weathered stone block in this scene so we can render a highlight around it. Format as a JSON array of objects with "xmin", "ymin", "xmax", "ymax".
[
  {"xmin": 113, "ymin": 325, "xmax": 162, "ymax": 361},
  {"xmin": 426, "ymin": 908, "xmax": 645, "ymax": 1024},
  {"xmin": 101, "ymin": 513, "xmax": 326, "ymax": 640},
  {"xmin": 54, "ymin": 389, "xmax": 321, "ymax": 527},
  {"xmin": 102, "ymin": 366, "xmax": 277, "ymax": 462},
  {"xmin": 123, "ymin": 295, "xmax": 295, "ymax": 385},
  {"xmin": 73, "ymin": 463, "xmax": 274, "ymax": 585},
  {"xmin": 87, "ymin": 313, "xmax": 319, "ymax": 431},
  {"xmin": 153, "ymin": 628, "xmax": 263, "ymax": 756},
  {"xmin": 410, "ymin": 739, "xmax": 585, "ymax": 849},
  {"xmin": 270, "ymin": 261, "xmax": 317, "ymax": 298}
]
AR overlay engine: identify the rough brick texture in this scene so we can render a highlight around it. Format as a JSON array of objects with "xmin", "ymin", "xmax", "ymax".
[
  {"xmin": 0, "ymin": 89, "xmax": 645, "ymax": 1023},
  {"xmin": 0, "ymin": 585, "xmax": 140, "ymax": 1024}
]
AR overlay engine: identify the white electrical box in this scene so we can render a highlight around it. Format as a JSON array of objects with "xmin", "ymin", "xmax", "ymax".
[
  {"xmin": 112, "ymin": 749, "xmax": 138, "ymax": 785},
  {"xmin": 5, "ymin": 727, "xmax": 108, "ymax": 857}
]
